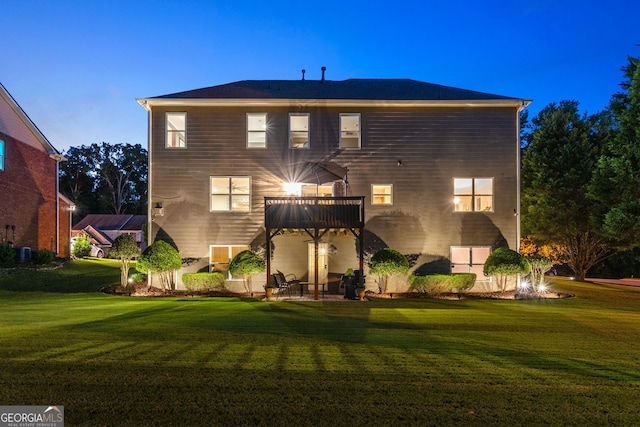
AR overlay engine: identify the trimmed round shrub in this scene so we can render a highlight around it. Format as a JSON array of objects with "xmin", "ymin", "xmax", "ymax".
[
  {"xmin": 182, "ymin": 272, "xmax": 226, "ymax": 292},
  {"xmin": 136, "ymin": 240, "xmax": 182, "ymax": 291},
  {"xmin": 111, "ymin": 234, "xmax": 140, "ymax": 287},
  {"xmin": 369, "ymin": 248, "xmax": 409, "ymax": 293},
  {"xmin": 410, "ymin": 273, "xmax": 476, "ymax": 294},
  {"xmin": 483, "ymin": 248, "xmax": 530, "ymax": 292},
  {"xmin": 229, "ymin": 250, "xmax": 265, "ymax": 295},
  {"xmin": 33, "ymin": 249, "xmax": 55, "ymax": 265}
]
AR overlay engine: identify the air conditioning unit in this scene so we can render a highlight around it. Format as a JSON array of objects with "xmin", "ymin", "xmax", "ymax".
[{"xmin": 16, "ymin": 246, "xmax": 31, "ymax": 262}]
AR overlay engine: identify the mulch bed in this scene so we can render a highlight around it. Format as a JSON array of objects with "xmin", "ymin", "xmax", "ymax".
[
  {"xmin": 366, "ymin": 290, "xmax": 573, "ymax": 300},
  {"xmin": 101, "ymin": 284, "xmax": 572, "ymax": 300}
]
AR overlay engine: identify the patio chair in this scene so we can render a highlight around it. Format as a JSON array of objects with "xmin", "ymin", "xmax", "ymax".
[{"xmin": 272, "ymin": 271, "xmax": 300, "ymax": 298}]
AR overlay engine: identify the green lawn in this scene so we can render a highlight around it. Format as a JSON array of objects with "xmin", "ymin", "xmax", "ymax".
[{"xmin": 1, "ymin": 261, "xmax": 640, "ymax": 426}]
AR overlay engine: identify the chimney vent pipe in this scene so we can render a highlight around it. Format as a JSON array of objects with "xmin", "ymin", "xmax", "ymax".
[{"xmin": 321, "ymin": 66, "xmax": 326, "ymax": 81}]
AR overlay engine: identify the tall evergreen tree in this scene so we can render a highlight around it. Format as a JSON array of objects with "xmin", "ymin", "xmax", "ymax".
[
  {"xmin": 521, "ymin": 101, "xmax": 613, "ymax": 280},
  {"xmin": 590, "ymin": 54, "xmax": 640, "ymax": 249}
]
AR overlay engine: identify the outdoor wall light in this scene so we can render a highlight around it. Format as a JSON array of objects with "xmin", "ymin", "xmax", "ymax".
[
  {"xmin": 284, "ymin": 182, "xmax": 300, "ymax": 196},
  {"xmin": 397, "ymin": 160, "xmax": 402, "ymax": 166}
]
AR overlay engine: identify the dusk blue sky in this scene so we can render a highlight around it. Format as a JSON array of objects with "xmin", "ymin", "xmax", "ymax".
[{"xmin": 3, "ymin": 0, "xmax": 638, "ymax": 153}]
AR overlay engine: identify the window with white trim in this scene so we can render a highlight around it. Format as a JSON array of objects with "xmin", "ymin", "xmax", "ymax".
[
  {"xmin": 300, "ymin": 184, "xmax": 334, "ymax": 197},
  {"xmin": 166, "ymin": 112, "xmax": 186, "ymax": 148},
  {"xmin": 340, "ymin": 113, "xmax": 361, "ymax": 149},
  {"xmin": 454, "ymin": 178, "xmax": 493, "ymax": 212},
  {"xmin": 0, "ymin": 140, "xmax": 4, "ymax": 170},
  {"xmin": 451, "ymin": 246, "xmax": 491, "ymax": 280},
  {"xmin": 247, "ymin": 113, "xmax": 267, "ymax": 148},
  {"xmin": 210, "ymin": 245, "xmax": 250, "ymax": 279},
  {"xmin": 289, "ymin": 113, "xmax": 309, "ymax": 148},
  {"xmin": 210, "ymin": 177, "xmax": 251, "ymax": 212},
  {"xmin": 372, "ymin": 184, "xmax": 393, "ymax": 205}
]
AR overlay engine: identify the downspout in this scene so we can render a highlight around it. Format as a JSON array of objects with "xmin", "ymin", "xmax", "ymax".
[
  {"xmin": 56, "ymin": 159, "xmax": 60, "ymax": 255},
  {"xmin": 51, "ymin": 153, "xmax": 65, "ymax": 256},
  {"xmin": 146, "ymin": 106, "xmax": 153, "ymax": 288},
  {"xmin": 515, "ymin": 99, "xmax": 531, "ymax": 253},
  {"xmin": 516, "ymin": 99, "xmax": 531, "ymax": 291}
]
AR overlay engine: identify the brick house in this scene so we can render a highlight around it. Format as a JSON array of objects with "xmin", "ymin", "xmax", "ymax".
[
  {"xmin": 138, "ymin": 74, "xmax": 529, "ymax": 295},
  {"xmin": 0, "ymin": 82, "xmax": 71, "ymax": 259}
]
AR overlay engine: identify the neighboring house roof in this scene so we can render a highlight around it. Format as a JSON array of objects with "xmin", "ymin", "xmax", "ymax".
[
  {"xmin": 138, "ymin": 78, "xmax": 531, "ymax": 109},
  {"xmin": 0, "ymin": 82, "xmax": 63, "ymax": 160},
  {"xmin": 73, "ymin": 214, "xmax": 147, "ymax": 232},
  {"xmin": 75, "ymin": 225, "xmax": 113, "ymax": 247}
]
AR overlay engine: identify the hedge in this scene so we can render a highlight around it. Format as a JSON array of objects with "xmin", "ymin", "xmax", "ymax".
[
  {"xmin": 409, "ymin": 273, "xmax": 476, "ymax": 294},
  {"xmin": 182, "ymin": 272, "xmax": 226, "ymax": 292}
]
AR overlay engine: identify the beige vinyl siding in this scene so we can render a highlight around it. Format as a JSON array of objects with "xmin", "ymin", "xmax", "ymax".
[{"xmin": 149, "ymin": 105, "xmax": 518, "ymax": 275}]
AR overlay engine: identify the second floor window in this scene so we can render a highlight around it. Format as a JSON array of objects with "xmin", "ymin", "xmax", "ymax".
[
  {"xmin": 166, "ymin": 112, "xmax": 186, "ymax": 148},
  {"xmin": 289, "ymin": 113, "xmax": 309, "ymax": 149},
  {"xmin": 372, "ymin": 184, "xmax": 393, "ymax": 205},
  {"xmin": 210, "ymin": 176, "xmax": 251, "ymax": 212},
  {"xmin": 247, "ymin": 113, "xmax": 267, "ymax": 148},
  {"xmin": 454, "ymin": 178, "xmax": 493, "ymax": 212},
  {"xmin": 340, "ymin": 113, "xmax": 361, "ymax": 149}
]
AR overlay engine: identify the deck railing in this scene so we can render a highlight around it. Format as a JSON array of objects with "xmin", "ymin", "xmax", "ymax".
[{"xmin": 264, "ymin": 196, "xmax": 365, "ymax": 230}]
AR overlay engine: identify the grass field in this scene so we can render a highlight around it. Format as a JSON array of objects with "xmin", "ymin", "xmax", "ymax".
[{"xmin": 1, "ymin": 260, "xmax": 639, "ymax": 426}]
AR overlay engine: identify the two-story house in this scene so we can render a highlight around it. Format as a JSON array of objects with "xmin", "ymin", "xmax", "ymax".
[
  {"xmin": 0, "ymin": 82, "xmax": 72, "ymax": 259},
  {"xmin": 138, "ymin": 73, "xmax": 529, "ymax": 296}
]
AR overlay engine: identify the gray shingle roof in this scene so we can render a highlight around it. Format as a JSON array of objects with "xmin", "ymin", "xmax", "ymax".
[
  {"xmin": 151, "ymin": 79, "xmax": 520, "ymax": 101},
  {"xmin": 73, "ymin": 214, "xmax": 147, "ymax": 231}
]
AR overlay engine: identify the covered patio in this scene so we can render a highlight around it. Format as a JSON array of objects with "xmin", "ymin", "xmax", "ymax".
[{"xmin": 264, "ymin": 196, "xmax": 365, "ymax": 300}]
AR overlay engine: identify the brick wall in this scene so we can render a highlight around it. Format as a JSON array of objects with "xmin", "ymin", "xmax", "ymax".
[{"xmin": 0, "ymin": 132, "xmax": 58, "ymax": 253}]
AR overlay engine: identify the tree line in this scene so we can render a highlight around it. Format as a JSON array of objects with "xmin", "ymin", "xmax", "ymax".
[
  {"xmin": 521, "ymin": 52, "xmax": 640, "ymax": 280},
  {"xmin": 59, "ymin": 142, "xmax": 148, "ymax": 221}
]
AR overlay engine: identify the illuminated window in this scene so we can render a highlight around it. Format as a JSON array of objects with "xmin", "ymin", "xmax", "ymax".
[
  {"xmin": 300, "ymin": 184, "xmax": 334, "ymax": 197},
  {"xmin": 451, "ymin": 246, "xmax": 491, "ymax": 280},
  {"xmin": 247, "ymin": 113, "xmax": 267, "ymax": 148},
  {"xmin": 372, "ymin": 184, "xmax": 392, "ymax": 205},
  {"xmin": 210, "ymin": 245, "xmax": 250, "ymax": 279},
  {"xmin": 166, "ymin": 112, "xmax": 186, "ymax": 148},
  {"xmin": 289, "ymin": 113, "xmax": 309, "ymax": 148},
  {"xmin": 0, "ymin": 140, "xmax": 4, "ymax": 170},
  {"xmin": 454, "ymin": 178, "xmax": 493, "ymax": 212},
  {"xmin": 210, "ymin": 177, "xmax": 251, "ymax": 212},
  {"xmin": 340, "ymin": 113, "xmax": 361, "ymax": 149}
]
